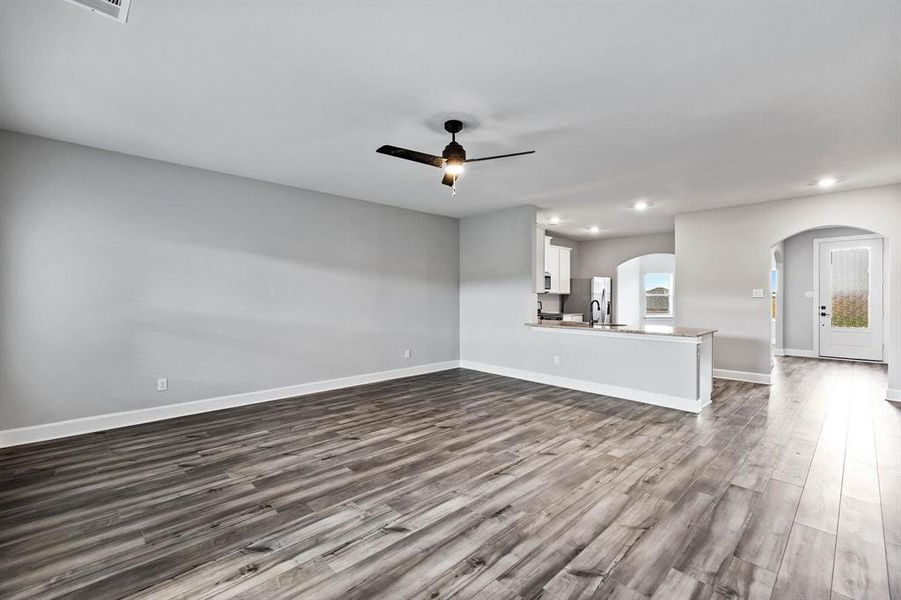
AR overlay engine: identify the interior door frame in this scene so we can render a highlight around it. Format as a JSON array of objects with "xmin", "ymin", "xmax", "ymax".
[{"xmin": 812, "ymin": 233, "xmax": 886, "ymax": 360}]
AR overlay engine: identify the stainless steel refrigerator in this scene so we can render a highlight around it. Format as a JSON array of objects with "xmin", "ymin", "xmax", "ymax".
[{"xmin": 563, "ymin": 277, "xmax": 612, "ymax": 324}]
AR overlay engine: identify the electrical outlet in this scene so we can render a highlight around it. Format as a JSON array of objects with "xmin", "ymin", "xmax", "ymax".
[
  {"xmin": 553, "ymin": 355, "xmax": 560, "ymax": 366},
  {"xmin": 403, "ymin": 349, "xmax": 411, "ymax": 359},
  {"xmin": 157, "ymin": 378, "xmax": 168, "ymax": 392},
  {"xmin": 752, "ymin": 288, "xmax": 764, "ymax": 298}
]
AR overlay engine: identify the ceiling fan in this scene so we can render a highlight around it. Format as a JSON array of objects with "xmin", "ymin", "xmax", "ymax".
[{"xmin": 376, "ymin": 119, "xmax": 535, "ymax": 194}]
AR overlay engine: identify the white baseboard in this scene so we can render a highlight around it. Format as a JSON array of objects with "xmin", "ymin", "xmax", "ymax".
[
  {"xmin": 783, "ymin": 348, "xmax": 818, "ymax": 358},
  {"xmin": 714, "ymin": 369, "xmax": 772, "ymax": 385},
  {"xmin": 773, "ymin": 348, "xmax": 785, "ymax": 357},
  {"xmin": 460, "ymin": 360, "xmax": 708, "ymax": 413},
  {"xmin": 887, "ymin": 389, "xmax": 901, "ymax": 402},
  {"xmin": 0, "ymin": 361, "xmax": 461, "ymax": 448}
]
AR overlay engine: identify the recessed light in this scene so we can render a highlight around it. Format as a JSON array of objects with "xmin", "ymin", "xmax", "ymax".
[
  {"xmin": 588, "ymin": 226, "xmax": 600, "ymax": 234},
  {"xmin": 548, "ymin": 216, "xmax": 561, "ymax": 225},
  {"xmin": 807, "ymin": 176, "xmax": 844, "ymax": 189},
  {"xmin": 634, "ymin": 199, "xmax": 649, "ymax": 211}
]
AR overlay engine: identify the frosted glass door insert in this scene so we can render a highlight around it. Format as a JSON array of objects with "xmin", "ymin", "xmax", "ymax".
[{"xmin": 829, "ymin": 247, "xmax": 869, "ymax": 329}]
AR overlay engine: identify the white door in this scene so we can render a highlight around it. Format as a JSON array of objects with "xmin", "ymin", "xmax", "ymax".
[{"xmin": 818, "ymin": 237, "xmax": 883, "ymax": 361}]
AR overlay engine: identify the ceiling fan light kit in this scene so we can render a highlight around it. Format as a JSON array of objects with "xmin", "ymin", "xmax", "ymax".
[{"xmin": 376, "ymin": 119, "xmax": 535, "ymax": 196}]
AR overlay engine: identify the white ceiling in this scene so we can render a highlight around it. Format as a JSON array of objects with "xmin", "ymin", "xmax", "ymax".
[{"xmin": 1, "ymin": 1, "xmax": 899, "ymax": 239}]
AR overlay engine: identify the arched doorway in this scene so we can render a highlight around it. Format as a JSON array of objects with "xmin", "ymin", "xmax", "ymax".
[{"xmin": 772, "ymin": 226, "xmax": 886, "ymax": 362}]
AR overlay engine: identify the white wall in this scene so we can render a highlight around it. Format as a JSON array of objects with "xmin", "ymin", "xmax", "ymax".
[
  {"xmin": 675, "ymin": 184, "xmax": 900, "ymax": 392},
  {"xmin": 575, "ymin": 232, "xmax": 675, "ymax": 279},
  {"xmin": 0, "ymin": 131, "xmax": 460, "ymax": 429},
  {"xmin": 782, "ymin": 227, "xmax": 871, "ymax": 352},
  {"xmin": 616, "ymin": 258, "xmax": 641, "ymax": 327}
]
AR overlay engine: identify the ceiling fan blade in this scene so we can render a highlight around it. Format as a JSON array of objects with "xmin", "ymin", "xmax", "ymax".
[
  {"xmin": 464, "ymin": 150, "xmax": 535, "ymax": 163},
  {"xmin": 441, "ymin": 171, "xmax": 454, "ymax": 187},
  {"xmin": 376, "ymin": 145, "xmax": 445, "ymax": 168}
]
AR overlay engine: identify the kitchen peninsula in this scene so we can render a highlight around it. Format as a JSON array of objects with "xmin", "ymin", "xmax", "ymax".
[{"xmin": 524, "ymin": 321, "xmax": 715, "ymax": 412}]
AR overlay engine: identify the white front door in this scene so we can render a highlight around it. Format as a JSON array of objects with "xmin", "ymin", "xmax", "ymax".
[{"xmin": 818, "ymin": 236, "xmax": 884, "ymax": 361}]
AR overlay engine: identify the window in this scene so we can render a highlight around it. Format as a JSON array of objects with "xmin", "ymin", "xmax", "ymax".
[{"xmin": 644, "ymin": 273, "xmax": 673, "ymax": 317}]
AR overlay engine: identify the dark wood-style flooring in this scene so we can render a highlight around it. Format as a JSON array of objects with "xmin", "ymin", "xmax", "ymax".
[{"xmin": 1, "ymin": 358, "xmax": 899, "ymax": 599}]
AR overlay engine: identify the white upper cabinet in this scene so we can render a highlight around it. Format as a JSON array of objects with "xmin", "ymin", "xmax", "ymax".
[
  {"xmin": 544, "ymin": 236, "xmax": 572, "ymax": 294},
  {"xmin": 547, "ymin": 244, "xmax": 561, "ymax": 292},
  {"xmin": 559, "ymin": 246, "xmax": 571, "ymax": 294}
]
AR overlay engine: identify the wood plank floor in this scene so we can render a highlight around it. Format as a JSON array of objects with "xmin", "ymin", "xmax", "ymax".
[{"xmin": 1, "ymin": 358, "xmax": 898, "ymax": 599}]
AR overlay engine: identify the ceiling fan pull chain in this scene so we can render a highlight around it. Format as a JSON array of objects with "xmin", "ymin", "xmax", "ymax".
[{"xmin": 452, "ymin": 175, "xmax": 457, "ymax": 197}]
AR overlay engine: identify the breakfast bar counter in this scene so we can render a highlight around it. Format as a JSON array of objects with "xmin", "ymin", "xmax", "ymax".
[
  {"xmin": 525, "ymin": 321, "xmax": 716, "ymax": 338},
  {"xmin": 522, "ymin": 321, "xmax": 716, "ymax": 412}
]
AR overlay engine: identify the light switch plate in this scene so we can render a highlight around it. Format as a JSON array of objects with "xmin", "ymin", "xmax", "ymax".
[
  {"xmin": 804, "ymin": 290, "xmax": 814, "ymax": 298},
  {"xmin": 752, "ymin": 289, "xmax": 764, "ymax": 298}
]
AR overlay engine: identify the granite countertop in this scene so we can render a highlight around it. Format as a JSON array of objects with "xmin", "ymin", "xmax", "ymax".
[{"xmin": 526, "ymin": 321, "xmax": 716, "ymax": 338}]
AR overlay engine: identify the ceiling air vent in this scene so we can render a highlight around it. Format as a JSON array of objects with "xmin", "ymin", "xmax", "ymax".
[{"xmin": 63, "ymin": 0, "xmax": 131, "ymax": 24}]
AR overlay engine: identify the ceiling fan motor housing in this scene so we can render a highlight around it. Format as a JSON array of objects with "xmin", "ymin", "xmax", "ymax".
[{"xmin": 442, "ymin": 141, "xmax": 466, "ymax": 161}]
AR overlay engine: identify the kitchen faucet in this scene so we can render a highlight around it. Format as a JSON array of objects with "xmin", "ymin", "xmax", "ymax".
[{"xmin": 589, "ymin": 299, "xmax": 601, "ymax": 325}]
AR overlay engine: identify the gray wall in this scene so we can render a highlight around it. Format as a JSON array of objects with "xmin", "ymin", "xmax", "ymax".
[
  {"xmin": 0, "ymin": 131, "xmax": 460, "ymax": 429},
  {"xmin": 574, "ymin": 232, "xmax": 675, "ymax": 279},
  {"xmin": 675, "ymin": 183, "xmax": 900, "ymax": 390},
  {"xmin": 460, "ymin": 206, "xmax": 537, "ymax": 364},
  {"xmin": 782, "ymin": 227, "xmax": 871, "ymax": 351}
]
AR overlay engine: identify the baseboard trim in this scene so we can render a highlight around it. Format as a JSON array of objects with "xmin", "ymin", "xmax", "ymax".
[
  {"xmin": 0, "ymin": 361, "xmax": 461, "ymax": 448},
  {"xmin": 713, "ymin": 369, "xmax": 772, "ymax": 385},
  {"xmin": 887, "ymin": 389, "xmax": 901, "ymax": 403},
  {"xmin": 460, "ymin": 360, "xmax": 708, "ymax": 413},
  {"xmin": 783, "ymin": 348, "xmax": 818, "ymax": 358},
  {"xmin": 773, "ymin": 348, "xmax": 785, "ymax": 357}
]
